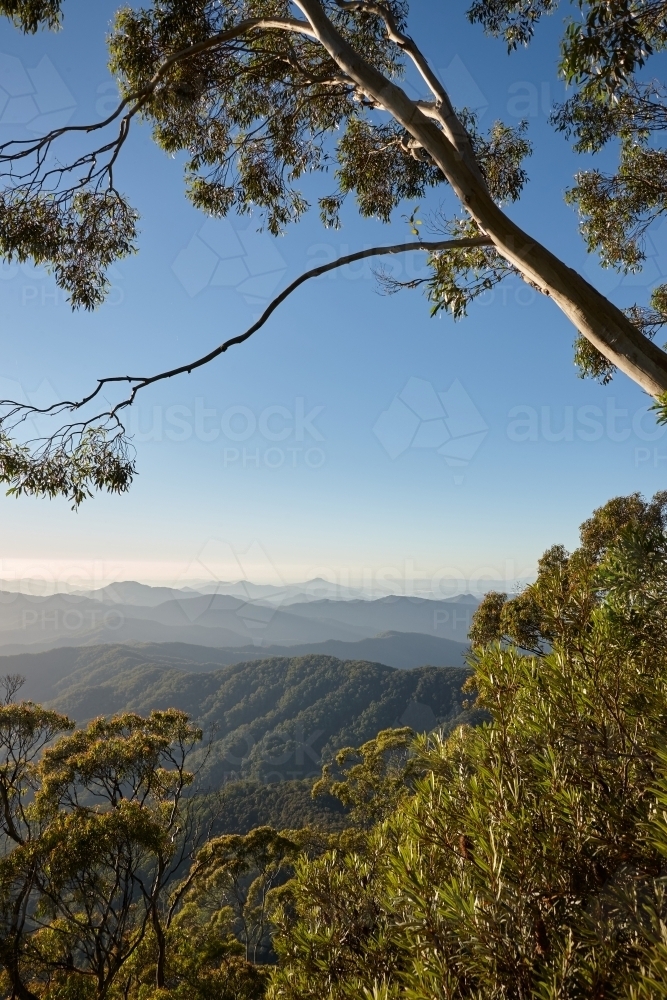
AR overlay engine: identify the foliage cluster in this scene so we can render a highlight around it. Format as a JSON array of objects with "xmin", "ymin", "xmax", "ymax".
[
  {"xmin": 269, "ymin": 490, "xmax": 667, "ymax": 999},
  {"xmin": 3, "ymin": 493, "xmax": 667, "ymax": 998}
]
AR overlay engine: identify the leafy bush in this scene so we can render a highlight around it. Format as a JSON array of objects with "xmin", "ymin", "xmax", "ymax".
[{"xmin": 270, "ymin": 492, "xmax": 667, "ymax": 999}]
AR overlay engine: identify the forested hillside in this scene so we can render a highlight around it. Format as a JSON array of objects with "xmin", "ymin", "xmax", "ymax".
[
  {"xmin": 213, "ymin": 778, "xmax": 347, "ymax": 835},
  {"xmin": 0, "ymin": 643, "xmax": 474, "ymax": 832},
  {"xmin": 54, "ymin": 654, "xmax": 471, "ymax": 783},
  {"xmin": 0, "ymin": 631, "xmax": 469, "ymax": 693},
  {"xmin": 1, "ymin": 648, "xmax": 472, "ymax": 783}
]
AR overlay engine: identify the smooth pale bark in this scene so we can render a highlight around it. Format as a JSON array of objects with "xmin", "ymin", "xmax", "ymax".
[{"xmin": 295, "ymin": 0, "xmax": 667, "ymax": 398}]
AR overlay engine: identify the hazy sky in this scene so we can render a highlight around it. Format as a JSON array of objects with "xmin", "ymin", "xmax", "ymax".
[{"xmin": 1, "ymin": 0, "xmax": 666, "ymax": 595}]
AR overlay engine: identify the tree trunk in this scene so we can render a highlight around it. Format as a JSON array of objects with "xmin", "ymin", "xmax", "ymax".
[
  {"xmin": 151, "ymin": 861, "xmax": 167, "ymax": 990},
  {"xmin": 0, "ymin": 939, "xmax": 40, "ymax": 1000},
  {"xmin": 296, "ymin": 0, "xmax": 667, "ymax": 398},
  {"xmin": 0, "ymin": 873, "xmax": 39, "ymax": 1000},
  {"xmin": 153, "ymin": 911, "xmax": 166, "ymax": 990}
]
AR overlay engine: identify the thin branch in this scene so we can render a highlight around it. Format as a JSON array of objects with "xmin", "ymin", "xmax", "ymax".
[
  {"xmin": 101, "ymin": 237, "xmax": 493, "ymax": 409},
  {"xmin": 0, "ymin": 237, "xmax": 491, "ymax": 428},
  {"xmin": 0, "ymin": 19, "xmax": 315, "ymax": 167},
  {"xmin": 0, "ymin": 17, "xmax": 320, "ymax": 209},
  {"xmin": 81, "ymin": 17, "xmax": 314, "ymax": 135},
  {"xmin": 336, "ymin": 0, "xmax": 447, "ymax": 104}
]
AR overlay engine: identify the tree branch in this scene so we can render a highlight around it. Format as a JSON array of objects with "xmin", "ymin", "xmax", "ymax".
[
  {"xmin": 333, "ymin": 0, "xmax": 488, "ymax": 189},
  {"xmin": 337, "ymin": 0, "xmax": 447, "ymax": 101},
  {"xmin": 0, "ymin": 15, "xmax": 319, "ymax": 211},
  {"xmin": 127, "ymin": 17, "xmax": 318, "ymax": 115},
  {"xmin": 0, "ymin": 17, "xmax": 318, "ymax": 162},
  {"xmin": 111, "ymin": 237, "xmax": 492, "ymax": 408},
  {"xmin": 2, "ymin": 237, "xmax": 491, "ymax": 424},
  {"xmin": 293, "ymin": 0, "xmax": 667, "ymax": 396},
  {"xmin": 0, "ymin": 236, "xmax": 497, "ymax": 502}
]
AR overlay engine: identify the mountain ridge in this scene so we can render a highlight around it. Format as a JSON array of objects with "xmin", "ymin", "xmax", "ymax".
[
  {"xmin": 0, "ymin": 591, "xmax": 478, "ymax": 653},
  {"xmin": 0, "ymin": 633, "xmax": 469, "ymax": 703},
  {"xmin": 0, "ymin": 648, "xmax": 475, "ymax": 785},
  {"xmin": 50, "ymin": 654, "xmax": 473, "ymax": 783}
]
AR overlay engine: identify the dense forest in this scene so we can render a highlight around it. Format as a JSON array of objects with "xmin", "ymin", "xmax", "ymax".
[
  {"xmin": 0, "ymin": 651, "xmax": 474, "ymax": 783},
  {"xmin": 0, "ymin": 492, "xmax": 666, "ymax": 998}
]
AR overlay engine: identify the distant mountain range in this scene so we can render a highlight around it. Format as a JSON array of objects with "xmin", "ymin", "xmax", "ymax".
[
  {"xmin": 74, "ymin": 578, "xmax": 369, "ymax": 606},
  {"xmin": 0, "ymin": 585, "xmax": 479, "ymax": 654},
  {"xmin": 275, "ymin": 595, "xmax": 477, "ymax": 636},
  {"xmin": 0, "ymin": 644, "xmax": 477, "ymax": 784},
  {"xmin": 233, "ymin": 631, "xmax": 469, "ymax": 670},
  {"xmin": 0, "ymin": 576, "xmax": 488, "ymax": 604}
]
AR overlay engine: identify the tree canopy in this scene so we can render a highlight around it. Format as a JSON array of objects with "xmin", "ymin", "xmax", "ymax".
[
  {"xmin": 0, "ymin": 1, "xmax": 666, "ymax": 500},
  {"xmin": 271, "ymin": 490, "xmax": 667, "ymax": 999}
]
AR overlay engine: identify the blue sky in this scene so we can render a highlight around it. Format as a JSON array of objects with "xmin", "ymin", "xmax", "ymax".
[{"xmin": 0, "ymin": 0, "xmax": 666, "ymax": 595}]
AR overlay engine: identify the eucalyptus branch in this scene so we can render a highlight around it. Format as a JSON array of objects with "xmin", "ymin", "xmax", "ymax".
[
  {"xmin": 0, "ymin": 236, "xmax": 490, "ymax": 503},
  {"xmin": 0, "ymin": 16, "xmax": 318, "ymax": 173},
  {"xmin": 1, "ymin": 236, "xmax": 492, "ymax": 424},
  {"xmin": 334, "ymin": 0, "xmax": 488, "ymax": 187},
  {"xmin": 0, "ymin": 17, "xmax": 320, "ymax": 201},
  {"xmin": 336, "ymin": 0, "xmax": 448, "ymax": 105},
  {"xmin": 107, "ymin": 236, "xmax": 492, "ymax": 410}
]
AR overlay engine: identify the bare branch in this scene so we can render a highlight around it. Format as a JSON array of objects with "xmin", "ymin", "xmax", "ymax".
[
  {"xmin": 0, "ymin": 16, "xmax": 317, "ymax": 171},
  {"xmin": 110, "ymin": 236, "xmax": 493, "ymax": 408},
  {"xmin": 1, "ymin": 237, "xmax": 492, "ymax": 425},
  {"xmin": 0, "ymin": 236, "xmax": 491, "ymax": 503},
  {"xmin": 0, "ymin": 676, "xmax": 25, "ymax": 706}
]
